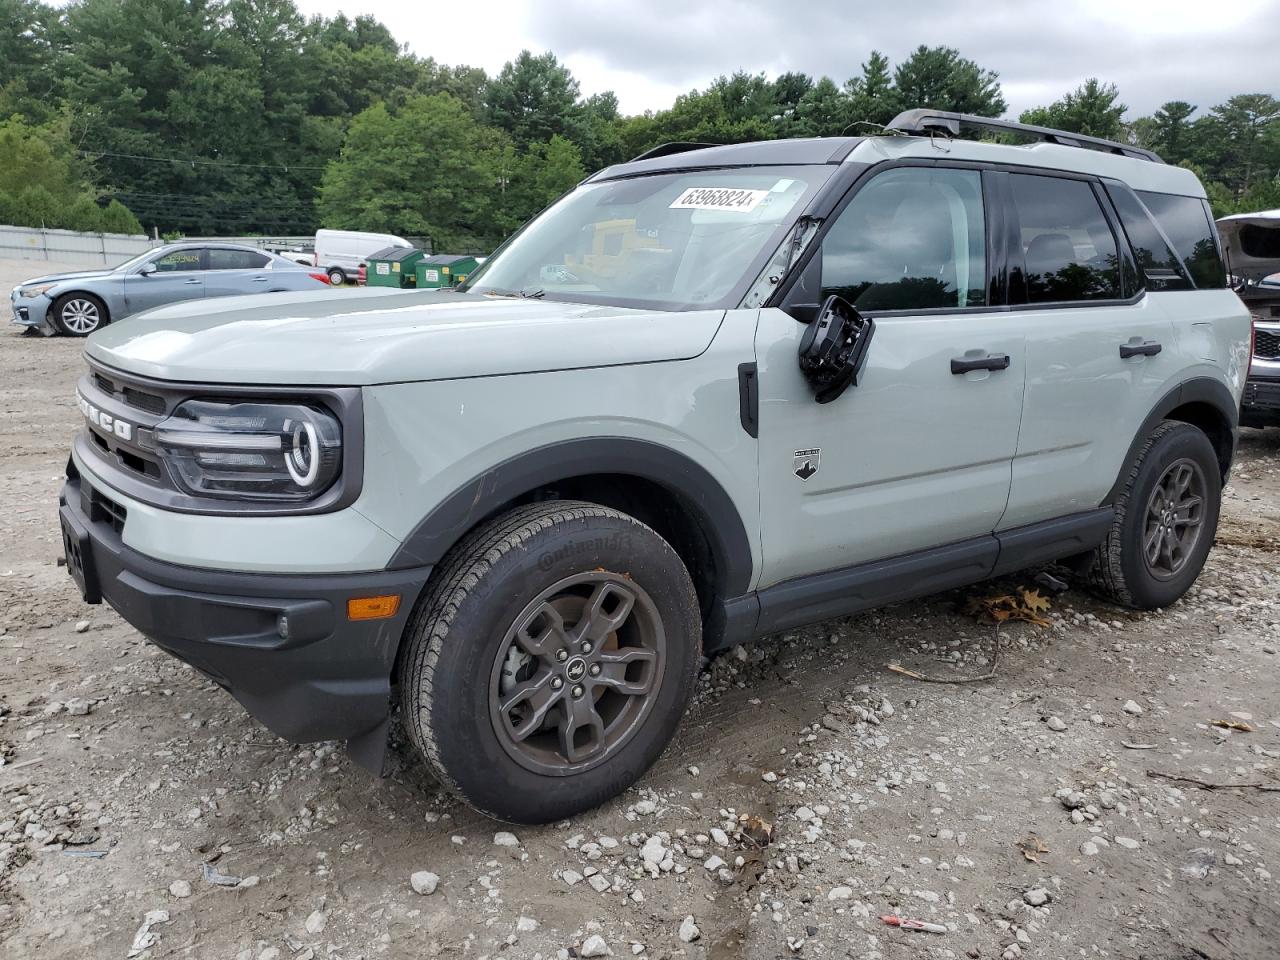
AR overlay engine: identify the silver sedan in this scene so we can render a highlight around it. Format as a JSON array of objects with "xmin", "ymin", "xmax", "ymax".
[{"xmin": 10, "ymin": 242, "xmax": 332, "ymax": 336}]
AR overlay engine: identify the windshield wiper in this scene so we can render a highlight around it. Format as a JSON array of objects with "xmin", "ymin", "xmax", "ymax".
[{"xmin": 482, "ymin": 287, "xmax": 546, "ymax": 300}]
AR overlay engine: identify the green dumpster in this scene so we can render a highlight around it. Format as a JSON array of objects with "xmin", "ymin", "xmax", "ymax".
[
  {"xmin": 366, "ymin": 246, "xmax": 425, "ymax": 288},
  {"xmin": 416, "ymin": 254, "xmax": 482, "ymax": 289}
]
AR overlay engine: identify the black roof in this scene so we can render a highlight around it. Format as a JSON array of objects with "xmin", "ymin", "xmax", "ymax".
[{"xmin": 586, "ymin": 137, "xmax": 863, "ymax": 182}]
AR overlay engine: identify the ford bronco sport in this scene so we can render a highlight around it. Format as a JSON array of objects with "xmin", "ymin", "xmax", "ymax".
[{"xmin": 60, "ymin": 110, "xmax": 1251, "ymax": 823}]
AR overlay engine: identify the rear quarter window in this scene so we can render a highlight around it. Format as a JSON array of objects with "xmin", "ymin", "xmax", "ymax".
[
  {"xmin": 1105, "ymin": 186, "xmax": 1192, "ymax": 291},
  {"xmin": 1135, "ymin": 191, "xmax": 1226, "ymax": 289}
]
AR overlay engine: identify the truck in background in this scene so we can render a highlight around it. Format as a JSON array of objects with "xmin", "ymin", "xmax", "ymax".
[{"xmin": 314, "ymin": 229, "xmax": 411, "ymax": 286}]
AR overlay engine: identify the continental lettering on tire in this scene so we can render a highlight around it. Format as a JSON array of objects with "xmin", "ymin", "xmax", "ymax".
[{"xmin": 537, "ymin": 534, "xmax": 635, "ymax": 571}]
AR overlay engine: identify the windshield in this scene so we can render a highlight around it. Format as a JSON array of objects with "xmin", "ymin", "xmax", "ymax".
[{"xmin": 463, "ymin": 166, "xmax": 830, "ymax": 310}]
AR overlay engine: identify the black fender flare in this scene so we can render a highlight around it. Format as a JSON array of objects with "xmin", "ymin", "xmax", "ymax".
[
  {"xmin": 1103, "ymin": 376, "xmax": 1238, "ymax": 505},
  {"xmin": 386, "ymin": 437, "xmax": 755, "ymax": 599}
]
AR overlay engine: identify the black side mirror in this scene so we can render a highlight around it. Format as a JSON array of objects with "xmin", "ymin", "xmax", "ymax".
[{"xmin": 797, "ymin": 295, "xmax": 874, "ymax": 404}]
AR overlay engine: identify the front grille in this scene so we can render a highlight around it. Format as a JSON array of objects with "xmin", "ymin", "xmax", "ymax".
[
  {"xmin": 89, "ymin": 486, "xmax": 127, "ymax": 535},
  {"xmin": 92, "ymin": 371, "xmax": 166, "ymax": 414},
  {"xmin": 1255, "ymin": 329, "xmax": 1280, "ymax": 361},
  {"xmin": 123, "ymin": 386, "xmax": 166, "ymax": 414}
]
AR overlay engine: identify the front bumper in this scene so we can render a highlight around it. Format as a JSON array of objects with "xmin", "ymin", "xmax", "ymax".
[
  {"xmin": 1242, "ymin": 375, "xmax": 1280, "ymax": 426},
  {"xmin": 9, "ymin": 289, "xmax": 50, "ymax": 328},
  {"xmin": 1242, "ymin": 351, "xmax": 1280, "ymax": 427},
  {"xmin": 58, "ymin": 470, "xmax": 431, "ymax": 766}
]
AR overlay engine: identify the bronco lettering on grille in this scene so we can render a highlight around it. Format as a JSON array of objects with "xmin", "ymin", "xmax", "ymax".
[{"xmin": 77, "ymin": 391, "xmax": 135, "ymax": 442}]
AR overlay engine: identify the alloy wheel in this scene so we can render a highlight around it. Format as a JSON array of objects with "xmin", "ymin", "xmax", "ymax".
[
  {"xmin": 1141, "ymin": 457, "xmax": 1206, "ymax": 580},
  {"xmin": 489, "ymin": 571, "xmax": 666, "ymax": 776},
  {"xmin": 60, "ymin": 299, "xmax": 101, "ymax": 334}
]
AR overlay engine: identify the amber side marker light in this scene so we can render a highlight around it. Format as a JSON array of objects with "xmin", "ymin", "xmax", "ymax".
[{"xmin": 347, "ymin": 595, "xmax": 401, "ymax": 621}]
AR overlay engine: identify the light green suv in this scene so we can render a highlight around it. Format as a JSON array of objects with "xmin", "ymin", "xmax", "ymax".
[{"xmin": 59, "ymin": 111, "xmax": 1252, "ymax": 823}]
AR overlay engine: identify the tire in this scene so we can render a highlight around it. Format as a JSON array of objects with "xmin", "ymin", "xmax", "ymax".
[
  {"xmin": 326, "ymin": 268, "xmax": 347, "ymax": 286},
  {"xmin": 398, "ymin": 501, "xmax": 701, "ymax": 823},
  {"xmin": 1089, "ymin": 420, "xmax": 1221, "ymax": 609},
  {"xmin": 51, "ymin": 293, "xmax": 108, "ymax": 336}
]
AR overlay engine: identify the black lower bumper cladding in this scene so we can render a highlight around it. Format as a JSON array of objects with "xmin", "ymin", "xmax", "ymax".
[
  {"xmin": 58, "ymin": 474, "xmax": 431, "ymax": 771},
  {"xmin": 1242, "ymin": 376, "xmax": 1280, "ymax": 427}
]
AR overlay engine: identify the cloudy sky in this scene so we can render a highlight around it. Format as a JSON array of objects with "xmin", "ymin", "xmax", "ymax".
[{"xmin": 294, "ymin": 0, "xmax": 1280, "ymax": 119}]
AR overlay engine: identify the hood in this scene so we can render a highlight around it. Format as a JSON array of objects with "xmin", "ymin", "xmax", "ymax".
[
  {"xmin": 19, "ymin": 269, "xmax": 114, "ymax": 289},
  {"xmin": 85, "ymin": 288, "xmax": 727, "ymax": 386},
  {"xmin": 1217, "ymin": 209, "xmax": 1280, "ymax": 284}
]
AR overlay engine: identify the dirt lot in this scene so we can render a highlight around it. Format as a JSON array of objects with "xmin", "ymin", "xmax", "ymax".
[{"xmin": 1, "ymin": 259, "xmax": 1278, "ymax": 960}]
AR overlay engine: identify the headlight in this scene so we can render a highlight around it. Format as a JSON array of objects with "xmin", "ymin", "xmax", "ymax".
[
  {"xmin": 19, "ymin": 283, "xmax": 57, "ymax": 298},
  {"xmin": 153, "ymin": 400, "xmax": 342, "ymax": 501}
]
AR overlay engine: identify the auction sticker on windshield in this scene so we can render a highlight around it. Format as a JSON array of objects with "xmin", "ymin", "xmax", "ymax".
[{"xmin": 670, "ymin": 187, "xmax": 769, "ymax": 212}]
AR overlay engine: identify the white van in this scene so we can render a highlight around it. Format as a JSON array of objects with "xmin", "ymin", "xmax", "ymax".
[{"xmin": 314, "ymin": 229, "xmax": 411, "ymax": 286}]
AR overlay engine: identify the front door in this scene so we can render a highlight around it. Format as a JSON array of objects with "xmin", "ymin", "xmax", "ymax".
[
  {"xmin": 754, "ymin": 165, "xmax": 1025, "ymax": 589},
  {"xmin": 125, "ymin": 247, "xmax": 206, "ymax": 314}
]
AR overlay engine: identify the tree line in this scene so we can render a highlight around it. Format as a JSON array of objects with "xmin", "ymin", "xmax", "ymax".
[{"xmin": 2, "ymin": 0, "xmax": 1277, "ymax": 251}]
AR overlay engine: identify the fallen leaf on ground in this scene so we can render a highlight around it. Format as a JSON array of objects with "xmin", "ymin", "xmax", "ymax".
[
  {"xmin": 1210, "ymin": 718, "xmax": 1254, "ymax": 732},
  {"xmin": 737, "ymin": 814, "xmax": 774, "ymax": 847},
  {"xmin": 1016, "ymin": 834, "xmax": 1050, "ymax": 863},
  {"xmin": 965, "ymin": 588, "xmax": 1052, "ymax": 627},
  {"xmin": 1017, "ymin": 587, "xmax": 1052, "ymax": 615}
]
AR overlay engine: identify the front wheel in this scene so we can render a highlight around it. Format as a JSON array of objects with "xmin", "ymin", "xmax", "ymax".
[
  {"xmin": 1089, "ymin": 420, "xmax": 1221, "ymax": 609},
  {"xmin": 326, "ymin": 268, "xmax": 347, "ymax": 286},
  {"xmin": 398, "ymin": 501, "xmax": 701, "ymax": 823},
  {"xmin": 51, "ymin": 293, "xmax": 107, "ymax": 336}
]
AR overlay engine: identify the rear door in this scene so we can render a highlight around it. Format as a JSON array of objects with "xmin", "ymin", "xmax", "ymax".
[
  {"xmin": 203, "ymin": 247, "xmax": 274, "ymax": 298},
  {"xmin": 754, "ymin": 164, "xmax": 1026, "ymax": 588},
  {"xmin": 1000, "ymin": 172, "xmax": 1177, "ymax": 529}
]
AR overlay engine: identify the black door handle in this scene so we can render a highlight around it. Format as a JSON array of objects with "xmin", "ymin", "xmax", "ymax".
[
  {"xmin": 1119, "ymin": 340, "xmax": 1162, "ymax": 359},
  {"xmin": 951, "ymin": 353, "xmax": 1011, "ymax": 374}
]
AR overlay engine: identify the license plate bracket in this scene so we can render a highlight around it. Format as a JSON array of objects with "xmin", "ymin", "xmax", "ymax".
[{"xmin": 59, "ymin": 505, "xmax": 101, "ymax": 603}]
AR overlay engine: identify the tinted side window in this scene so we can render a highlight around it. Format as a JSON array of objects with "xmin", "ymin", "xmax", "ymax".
[
  {"xmin": 821, "ymin": 167, "xmax": 986, "ymax": 311},
  {"xmin": 150, "ymin": 249, "xmax": 202, "ymax": 272},
  {"xmin": 1009, "ymin": 174, "xmax": 1121, "ymax": 303},
  {"xmin": 208, "ymin": 249, "xmax": 270, "ymax": 270},
  {"xmin": 1106, "ymin": 186, "xmax": 1191, "ymax": 291},
  {"xmin": 1135, "ymin": 191, "xmax": 1226, "ymax": 289}
]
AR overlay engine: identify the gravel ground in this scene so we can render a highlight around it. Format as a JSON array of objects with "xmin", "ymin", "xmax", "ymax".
[{"xmin": 2, "ymin": 259, "xmax": 1279, "ymax": 960}]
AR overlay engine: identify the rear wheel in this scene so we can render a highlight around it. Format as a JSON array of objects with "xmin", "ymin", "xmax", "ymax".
[
  {"xmin": 51, "ymin": 293, "xmax": 107, "ymax": 336},
  {"xmin": 1089, "ymin": 420, "xmax": 1221, "ymax": 609},
  {"xmin": 326, "ymin": 268, "xmax": 347, "ymax": 286},
  {"xmin": 398, "ymin": 501, "xmax": 701, "ymax": 823}
]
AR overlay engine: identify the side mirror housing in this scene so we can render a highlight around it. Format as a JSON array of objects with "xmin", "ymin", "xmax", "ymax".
[
  {"xmin": 139, "ymin": 262, "xmax": 158, "ymax": 276},
  {"xmin": 797, "ymin": 295, "xmax": 874, "ymax": 404}
]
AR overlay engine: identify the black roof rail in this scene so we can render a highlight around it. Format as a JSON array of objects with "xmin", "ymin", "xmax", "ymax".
[
  {"xmin": 886, "ymin": 109, "xmax": 1164, "ymax": 164},
  {"xmin": 629, "ymin": 141, "xmax": 720, "ymax": 162}
]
